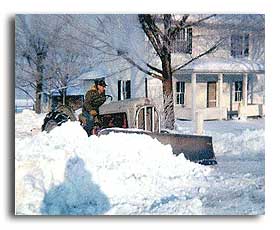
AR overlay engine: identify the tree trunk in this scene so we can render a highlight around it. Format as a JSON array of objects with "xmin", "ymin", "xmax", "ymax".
[
  {"xmin": 34, "ymin": 81, "xmax": 42, "ymax": 113},
  {"xmin": 62, "ymin": 88, "xmax": 66, "ymax": 105},
  {"xmin": 47, "ymin": 93, "xmax": 52, "ymax": 112},
  {"xmin": 34, "ymin": 64, "xmax": 43, "ymax": 113},
  {"xmin": 161, "ymin": 57, "xmax": 175, "ymax": 130},
  {"xmin": 161, "ymin": 14, "xmax": 175, "ymax": 130},
  {"xmin": 34, "ymin": 55, "xmax": 45, "ymax": 113}
]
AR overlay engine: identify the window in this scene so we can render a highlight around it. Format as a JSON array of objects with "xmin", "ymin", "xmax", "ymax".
[
  {"xmin": 231, "ymin": 34, "xmax": 249, "ymax": 58},
  {"xmin": 172, "ymin": 28, "xmax": 192, "ymax": 54},
  {"xmin": 234, "ymin": 81, "xmax": 243, "ymax": 102},
  {"xmin": 176, "ymin": 81, "xmax": 185, "ymax": 105},
  {"xmin": 118, "ymin": 80, "xmax": 131, "ymax": 100}
]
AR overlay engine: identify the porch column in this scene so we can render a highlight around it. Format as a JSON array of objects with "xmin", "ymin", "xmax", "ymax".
[
  {"xmin": 239, "ymin": 73, "xmax": 248, "ymax": 119},
  {"xmin": 243, "ymin": 73, "xmax": 248, "ymax": 107},
  {"xmin": 191, "ymin": 73, "xmax": 197, "ymax": 121},
  {"xmin": 218, "ymin": 73, "xmax": 223, "ymax": 120}
]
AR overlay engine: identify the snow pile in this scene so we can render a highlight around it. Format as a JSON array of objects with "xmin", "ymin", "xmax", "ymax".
[
  {"xmin": 15, "ymin": 109, "xmax": 45, "ymax": 138},
  {"xmin": 15, "ymin": 112, "xmax": 212, "ymax": 215},
  {"xmin": 213, "ymin": 129, "xmax": 265, "ymax": 157},
  {"xmin": 15, "ymin": 110, "xmax": 265, "ymax": 215},
  {"xmin": 174, "ymin": 118, "xmax": 265, "ymax": 215},
  {"xmin": 175, "ymin": 119, "xmax": 265, "ymax": 157}
]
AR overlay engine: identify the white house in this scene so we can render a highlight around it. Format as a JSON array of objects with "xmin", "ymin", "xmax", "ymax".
[
  {"xmin": 79, "ymin": 14, "xmax": 265, "ymax": 121},
  {"xmin": 171, "ymin": 15, "xmax": 265, "ymax": 120}
]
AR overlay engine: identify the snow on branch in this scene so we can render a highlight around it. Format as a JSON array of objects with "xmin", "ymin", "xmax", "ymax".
[
  {"xmin": 15, "ymin": 86, "xmax": 35, "ymax": 102},
  {"xmin": 117, "ymin": 50, "xmax": 164, "ymax": 81},
  {"xmin": 172, "ymin": 38, "xmax": 224, "ymax": 73},
  {"xmin": 138, "ymin": 14, "xmax": 164, "ymax": 58}
]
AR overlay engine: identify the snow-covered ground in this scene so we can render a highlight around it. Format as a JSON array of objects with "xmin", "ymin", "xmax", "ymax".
[{"xmin": 15, "ymin": 110, "xmax": 265, "ymax": 215}]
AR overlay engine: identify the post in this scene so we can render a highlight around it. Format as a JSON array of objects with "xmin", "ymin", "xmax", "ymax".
[
  {"xmin": 243, "ymin": 73, "xmax": 248, "ymax": 107},
  {"xmin": 195, "ymin": 111, "xmax": 204, "ymax": 135},
  {"xmin": 152, "ymin": 106, "xmax": 155, "ymax": 132},
  {"xmin": 192, "ymin": 73, "xmax": 197, "ymax": 121},
  {"xmin": 218, "ymin": 73, "xmax": 223, "ymax": 120},
  {"xmin": 241, "ymin": 73, "xmax": 248, "ymax": 119},
  {"xmin": 229, "ymin": 81, "xmax": 233, "ymax": 119},
  {"xmin": 250, "ymin": 74, "xmax": 254, "ymax": 104},
  {"xmin": 144, "ymin": 106, "xmax": 147, "ymax": 131}
]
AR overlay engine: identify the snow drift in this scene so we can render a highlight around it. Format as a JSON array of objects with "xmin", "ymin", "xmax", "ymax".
[
  {"xmin": 15, "ymin": 110, "xmax": 212, "ymax": 215},
  {"xmin": 15, "ymin": 110, "xmax": 265, "ymax": 215}
]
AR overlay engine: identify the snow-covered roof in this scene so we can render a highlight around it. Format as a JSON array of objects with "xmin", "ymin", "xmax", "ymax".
[
  {"xmin": 15, "ymin": 99, "xmax": 34, "ymax": 106},
  {"xmin": 178, "ymin": 58, "xmax": 264, "ymax": 74},
  {"xmin": 78, "ymin": 70, "xmax": 107, "ymax": 80},
  {"xmin": 195, "ymin": 14, "xmax": 264, "ymax": 30},
  {"xmin": 65, "ymin": 85, "xmax": 84, "ymax": 95},
  {"xmin": 51, "ymin": 85, "xmax": 83, "ymax": 96}
]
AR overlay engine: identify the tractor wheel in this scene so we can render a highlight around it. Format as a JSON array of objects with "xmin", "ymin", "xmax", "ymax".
[{"xmin": 44, "ymin": 120, "xmax": 59, "ymax": 133}]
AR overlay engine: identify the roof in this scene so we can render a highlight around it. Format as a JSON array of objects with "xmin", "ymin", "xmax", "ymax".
[
  {"xmin": 15, "ymin": 99, "xmax": 34, "ymax": 106},
  {"xmin": 176, "ymin": 58, "xmax": 264, "ymax": 74},
  {"xmin": 78, "ymin": 70, "xmax": 107, "ymax": 80},
  {"xmin": 51, "ymin": 83, "xmax": 84, "ymax": 96}
]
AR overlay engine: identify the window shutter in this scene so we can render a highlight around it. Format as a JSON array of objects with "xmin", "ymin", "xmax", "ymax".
[
  {"xmin": 145, "ymin": 78, "xmax": 148, "ymax": 98},
  {"xmin": 186, "ymin": 28, "xmax": 192, "ymax": 54},
  {"xmin": 176, "ymin": 82, "xmax": 180, "ymax": 93},
  {"xmin": 244, "ymin": 34, "xmax": 249, "ymax": 57},
  {"xmin": 118, "ymin": 80, "xmax": 121, "ymax": 101},
  {"xmin": 126, "ymin": 80, "xmax": 131, "ymax": 99},
  {"xmin": 231, "ymin": 35, "xmax": 236, "ymax": 57}
]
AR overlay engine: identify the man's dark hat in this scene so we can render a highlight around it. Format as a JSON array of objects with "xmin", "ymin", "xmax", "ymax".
[{"xmin": 96, "ymin": 79, "xmax": 107, "ymax": 87}]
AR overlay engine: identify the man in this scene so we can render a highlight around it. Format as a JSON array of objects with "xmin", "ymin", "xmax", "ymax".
[{"xmin": 79, "ymin": 79, "xmax": 107, "ymax": 136}]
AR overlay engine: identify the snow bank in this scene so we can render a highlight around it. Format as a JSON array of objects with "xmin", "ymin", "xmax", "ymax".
[
  {"xmin": 15, "ymin": 109, "xmax": 45, "ymax": 138},
  {"xmin": 213, "ymin": 129, "xmax": 265, "ymax": 157},
  {"xmin": 175, "ymin": 119, "xmax": 265, "ymax": 157},
  {"xmin": 15, "ymin": 111, "xmax": 212, "ymax": 215},
  {"xmin": 15, "ymin": 111, "xmax": 265, "ymax": 215}
]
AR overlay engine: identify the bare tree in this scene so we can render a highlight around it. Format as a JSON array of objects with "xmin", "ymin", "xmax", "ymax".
[
  {"xmin": 16, "ymin": 15, "xmax": 49, "ymax": 113},
  {"xmin": 45, "ymin": 47, "xmax": 91, "ymax": 106},
  {"xmin": 16, "ymin": 15, "xmax": 94, "ymax": 112}
]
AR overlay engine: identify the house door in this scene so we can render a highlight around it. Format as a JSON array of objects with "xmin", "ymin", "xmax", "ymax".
[{"xmin": 207, "ymin": 82, "xmax": 217, "ymax": 108}]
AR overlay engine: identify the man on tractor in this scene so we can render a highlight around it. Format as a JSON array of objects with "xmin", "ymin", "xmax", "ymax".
[{"xmin": 79, "ymin": 79, "xmax": 107, "ymax": 136}]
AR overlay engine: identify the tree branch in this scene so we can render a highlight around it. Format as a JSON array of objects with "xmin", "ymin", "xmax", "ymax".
[
  {"xmin": 188, "ymin": 14, "xmax": 217, "ymax": 27},
  {"xmin": 138, "ymin": 14, "xmax": 164, "ymax": 57},
  {"xmin": 146, "ymin": 63, "xmax": 163, "ymax": 74},
  {"xmin": 170, "ymin": 14, "xmax": 216, "ymax": 39},
  {"xmin": 15, "ymin": 86, "xmax": 35, "ymax": 103},
  {"xmin": 172, "ymin": 39, "xmax": 223, "ymax": 73},
  {"xmin": 169, "ymin": 15, "xmax": 189, "ymax": 38},
  {"xmin": 118, "ymin": 50, "xmax": 164, "ymax": 81}
]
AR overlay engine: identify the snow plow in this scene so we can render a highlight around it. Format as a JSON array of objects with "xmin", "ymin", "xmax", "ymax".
[{"xmin": 42, "ymin": 98, "xmax": 217, "ymax": 165}]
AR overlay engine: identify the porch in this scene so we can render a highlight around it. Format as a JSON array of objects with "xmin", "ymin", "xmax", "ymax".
[{"xmin": 173, "ymin": 58, "xmax": 265, "ymax": 121}]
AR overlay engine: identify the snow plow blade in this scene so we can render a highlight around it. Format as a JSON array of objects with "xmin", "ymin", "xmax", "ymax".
[
  {"xmin": 98, "ymin": 129, "xmax": 217, "ymax": 165},
  {"xmin": 149, "ymin": 132, "xmax": 217, "ymax": 165}
]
